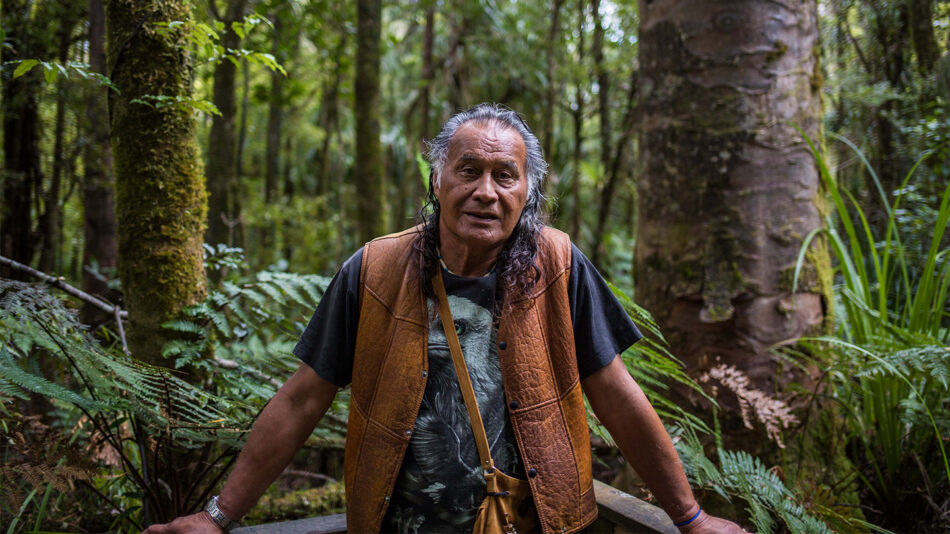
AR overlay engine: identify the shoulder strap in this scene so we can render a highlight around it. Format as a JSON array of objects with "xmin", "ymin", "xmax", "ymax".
[{"xmin": 432, "ymin": 268, "xmax": 495, "ymax": 472}]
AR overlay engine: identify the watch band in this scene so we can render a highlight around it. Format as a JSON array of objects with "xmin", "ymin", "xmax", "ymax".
[{"xmin": 205, "ymin": 495, "xmax": 239, "ymax": 531}]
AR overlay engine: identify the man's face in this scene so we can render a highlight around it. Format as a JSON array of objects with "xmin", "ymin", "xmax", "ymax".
[{"xmin": 434, "ymin": 121, "xmax": 529, "ymax": 253}]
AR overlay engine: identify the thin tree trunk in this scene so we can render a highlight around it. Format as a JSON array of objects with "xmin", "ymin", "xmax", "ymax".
[
  {"xmin": 264, "ymin": 9, "xmax": 285, "ymax": 204},
  {"xmin": 590, "ymin": 69, "xmax": 637, "ymax": 269},
  {"xmin": 419, "ymin": 3, "xmax": 435, "ymax": 204},
  {"xmin": 571, "ymin": 0, "xmax": 585, "ymax": 240},
  {"xmin": 0, "ymin": 0, "xmax": 43, "ymax": 279},
  {"xmin": 908, "ymin": 0, "xmax": 939, "ymax": 75},
  {"xmin": 591, "ymin": 0, "xmax": 610, "ymax": 173},
  {"xmin": 635, "ymin": 0, "xmax": 830, "ymax": 386},
  {"xmin": 542, "ymin": 0, "xmax": 564, "ymax": 201},
  {"xmin": 81, "ymin": 0, "xmax": 118, "ymax": 324},
  {"xmin": 106, "ymin": 0, "xmax": 208, "ymax": 371},
  {"xmin": 235, "ymin": 57, "xmax": 250, "ymax": 249},
  {"xmin": 355, "ymin": 0, "xmax": 385, "ymax": 244},
  {"xmin": 206, "ymin": 0, "xmax": 248, "ymax": 247}
]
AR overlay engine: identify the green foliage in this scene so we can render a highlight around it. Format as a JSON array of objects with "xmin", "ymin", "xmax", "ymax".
[
  {"xmin": 151, "ymin": 15, "xmax": 286, "ymax": 75},
  {"xmin": 791, "ymin": 137, "xmax": 950, "ymax": 529},
  {"xmin": 6, "ymin": 59, "xmax": 118, "ymax": 91}
]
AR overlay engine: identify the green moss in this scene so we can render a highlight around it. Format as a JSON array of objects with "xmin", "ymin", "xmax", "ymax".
[
  {"xmin": 245, "ymin": 482, "xmax": 346, "ymax": 524},
  {"xmin": 766, "ymin": 40, "xmax": 788, "ymax": 63}
]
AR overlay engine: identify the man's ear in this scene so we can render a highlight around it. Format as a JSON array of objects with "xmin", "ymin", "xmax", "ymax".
[{"xmin": 430, "ymin": 169, "xmax": 440, "ymax": 199}]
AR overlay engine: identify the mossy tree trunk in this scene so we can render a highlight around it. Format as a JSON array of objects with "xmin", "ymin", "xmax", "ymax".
[
  {"xmin": 106, "ymin": 0, "xmax": 208, "ymax": 370},
  {"xmin": 207, "ymin": 0, "xmax": 249, "ymax": 248},
  {"xmin": 355, "ymin": 0, "xmax": 386, "ymax": 244},
  {"xmin": 908, "ymin": 0, "xmax": 939, "ymax": 75},
  {"xmin": 635, "ymin": 0, "xmax": 831, "ymax": 387},
  {"xmin": 81, "ymin": 0, "xmax": 118, "ymax": 325}
]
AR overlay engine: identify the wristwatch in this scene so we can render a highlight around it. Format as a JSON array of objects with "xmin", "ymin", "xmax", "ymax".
[{"xmin": 205, "ymin": 495, "xmax": 239, "ymax": 531}]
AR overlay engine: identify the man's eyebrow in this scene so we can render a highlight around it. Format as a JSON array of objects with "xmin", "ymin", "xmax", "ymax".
[{"xmin": 456, "ymin": 154, "xmax": 520, "ymax": 172}]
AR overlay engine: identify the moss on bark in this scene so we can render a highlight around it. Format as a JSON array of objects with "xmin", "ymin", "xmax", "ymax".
[{"xmin": 106, "ymin": 0, "xmax": 208, "ymax": 371}]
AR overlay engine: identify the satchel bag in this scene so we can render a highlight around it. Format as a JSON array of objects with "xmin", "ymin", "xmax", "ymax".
[{"xmin": 433, "ymin": 270, "xmax": 538, "ymax": 534}]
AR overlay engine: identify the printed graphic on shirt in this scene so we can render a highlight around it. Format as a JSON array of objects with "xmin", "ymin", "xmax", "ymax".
[{"xmin": 382, "ymin": 291, "xmax": 522, "ymax": 533}]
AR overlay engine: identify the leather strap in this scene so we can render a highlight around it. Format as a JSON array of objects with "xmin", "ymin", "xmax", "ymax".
[{"xmin": 433, "ymin": 268, "xmax": 495, "ymax": 472}]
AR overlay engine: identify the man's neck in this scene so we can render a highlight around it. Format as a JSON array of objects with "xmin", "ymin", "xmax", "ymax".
[{"xmin": 438, "ymin": 234, "xmax": 501, "ymax": 278}]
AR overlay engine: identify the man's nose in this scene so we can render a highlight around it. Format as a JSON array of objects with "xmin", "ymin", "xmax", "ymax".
[{"xmin": 471, "ymin": 174, "xmax": 498, "ymax": 202}]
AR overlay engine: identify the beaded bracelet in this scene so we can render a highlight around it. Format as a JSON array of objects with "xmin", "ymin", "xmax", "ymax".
[{"xmin": 674, "ymin": 508, "xmax": 702, "ymax": 528}]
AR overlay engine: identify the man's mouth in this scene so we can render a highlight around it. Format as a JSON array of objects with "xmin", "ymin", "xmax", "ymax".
[{"xmin": 466, "ymin": 212, "xmax": 498, "ymax": 221}]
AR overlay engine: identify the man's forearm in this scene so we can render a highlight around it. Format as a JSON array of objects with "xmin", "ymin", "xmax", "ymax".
[
  {"xmin": 216, "ymin": 366, "xmax": 338, "ymax": 520},
  {"xmin": 583, "ymin": 357, "xmax": 698, "ymax": 523}
]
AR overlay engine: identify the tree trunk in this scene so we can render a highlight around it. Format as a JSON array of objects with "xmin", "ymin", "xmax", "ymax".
[
  {"xmin": 0, "ymin": 0, "xmax": 43, "ymax": 279},
  {"xmin": 419, "ymin": 3, "xmax": 435, "ymax": 204},
  {"xmin": 106, "ymin": 0, "xmax": 208, "ymax": 370},
  {"xmin": 542, "ymin": 0, "xmax": 564, "ymax": 201},
  {"xmin": 355, "ymin": 0, "xmax": 385, "ymax": 244},
  {"xmin": 264, "ymin": 8, "xmax": 286, "ymax": 204},
  {"xmin": 571, "ymin": 0, "xmax": 586, "ymax": 240},
  {"xmin": 591, "ymin": 0, "xmax": 610, "ymax": 173},
  {"xmin": 635, "ymin": 0, "xmax": 831, "ymax": 386},
  {"xmin": 206, "ymin": 0, "xmax": 249, "ymax": 247},
  {"xmin": 908, "ymin": 0, "xmax": 939, "ymax": 75},
  {"xmin": 81, "ymin": 0, "xmax": 118, "ymax": 325}
]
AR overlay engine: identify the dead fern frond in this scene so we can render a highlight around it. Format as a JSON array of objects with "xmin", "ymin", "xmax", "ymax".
[{"xmin": 699, "ymin": 364, "xmax": 798, "ymax": 448}]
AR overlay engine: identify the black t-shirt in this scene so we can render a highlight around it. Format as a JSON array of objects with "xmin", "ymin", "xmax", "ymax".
[{"xmin": 293, "ymin": 244, "xmax": 642, "ymax": 533}]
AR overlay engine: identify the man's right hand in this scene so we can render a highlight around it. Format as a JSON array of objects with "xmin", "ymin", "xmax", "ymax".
[{"xmin": 141, "ymin": 511, "xmax": 225, "ymax": 534}]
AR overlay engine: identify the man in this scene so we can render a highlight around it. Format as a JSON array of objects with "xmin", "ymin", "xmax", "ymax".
[{"xmin": 146, "ymin": 104, "xmax": 745, "ymax": 533}]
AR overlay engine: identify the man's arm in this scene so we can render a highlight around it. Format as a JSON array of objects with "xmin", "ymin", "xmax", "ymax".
[
  {"xmin": 143, "ymin": 363, "xmax": 339, "ymax": 533},
  {"xmin": 582, "ymin": 356, "xmax": 746, "ymax": 533}
]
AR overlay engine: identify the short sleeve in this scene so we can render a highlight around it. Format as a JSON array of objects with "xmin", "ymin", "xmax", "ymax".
[
  {"xmin": 568, "ymin": 244, "xmax": 643, "ymax": 379},
  {"xmin": 292, "ymin": 248, "xmax": 363, "ymax": 387}
]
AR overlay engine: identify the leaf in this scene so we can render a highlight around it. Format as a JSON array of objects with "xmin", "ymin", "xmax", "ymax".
[
  {"xmin": 42, "ymin": 63, "xmax": 56, "ymax": 84},
  {"xmin": 12, "ymin": 59, "xmax": 38, "ymax": 79}
]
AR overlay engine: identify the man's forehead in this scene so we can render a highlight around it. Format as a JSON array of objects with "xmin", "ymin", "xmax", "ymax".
[{"xmin": 446, "ymin": 121, "xmax": 527, "ymax": 162}]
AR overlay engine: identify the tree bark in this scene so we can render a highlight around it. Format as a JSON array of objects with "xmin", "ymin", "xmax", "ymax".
[
  {"xmin": 206, "ymin": 0, "xmax": 249, "ymax": 247},
  {"xmin": 635, "ymin": 0, "xmax": 831, "ymax": 386},
  {"xmin": 81, "ymin": 0, "xmax": 118, "ymax": 325},
  {"xmin": 0, "ymin": 0, "xmax": 43, "ymax": 279},
  {"xmin": 571, "ymin": 0, "xmax": 586, "ymax": 240},
  {"xmin": 908, "ymin": 0, "xmax": 939, "ymax": 75},
  {"xmin": 264, "ymin": 8, "xmax": 286, "ymax": 205},
  {"xmin": 542, "ymin": 0, "xmax": 564, "ymax": 201},
  {"xmin": 419, "ymin": 3, "xmax": 435, "ymax": 204},
  {"xmin": 105, "ymin": 0, "xmax": 208, "ymax": 370},
  {"xmin": 591, "ymin": 0, "xmax": 610, "ymax": 173},
  {"xmin": 355, "ymin": 0, "xmax": 386, "ymax": 244}
]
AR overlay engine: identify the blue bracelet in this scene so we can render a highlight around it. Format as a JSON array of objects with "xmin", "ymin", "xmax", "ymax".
[{"xmin": 674, "ymin": 508, "xmax": 702, "ymax": 528}]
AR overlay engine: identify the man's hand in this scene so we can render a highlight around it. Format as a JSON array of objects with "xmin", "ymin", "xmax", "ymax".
[
  {"xmin": 677, "ymin": 510, "xmax": 750, "ymax": 533},
  {"xmin": 141, "ymin": 511, "xmax": 224, "ymax": 534}
]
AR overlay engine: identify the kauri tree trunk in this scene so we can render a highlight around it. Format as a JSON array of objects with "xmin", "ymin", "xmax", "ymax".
[
  {"xmin": 81, "ymin": 0, "xmax": 118, "ymax": 325},
  {"xmin": 355, "ymin": 0, "xmax": 386, "ymax": 244},
  {"xmin": 106, "ymin": 0, "xmax": 208, "ymax": 370},
  {"xmin": 207, "ymin": 0, "xmax": 249, "ymax": 248},
  {"xmin": 635, "ymin": 0, "xmax": 831, "ymax": 386},
  {"xmin": 908, "ymin": 0, "xmax": 939, "ymax": 76}
]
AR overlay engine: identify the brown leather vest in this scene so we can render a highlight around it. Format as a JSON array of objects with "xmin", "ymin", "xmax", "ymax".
[{"xmin": 344, "ymin": 226, "xmax": 597, "ymax": 533}]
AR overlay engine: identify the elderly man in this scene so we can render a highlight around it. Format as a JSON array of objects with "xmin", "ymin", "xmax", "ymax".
[{"xmin": 147, "ymin": 104, "xmax": 744, "ymax": 533}]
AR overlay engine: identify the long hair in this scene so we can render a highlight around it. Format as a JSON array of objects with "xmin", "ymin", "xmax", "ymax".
[{"xmin": 412, "ymin": 103, "xmax": 548, "ymax": 307}]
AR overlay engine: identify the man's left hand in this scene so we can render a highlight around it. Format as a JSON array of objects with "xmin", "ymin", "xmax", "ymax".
[{"xmin": 677, "ymin": 510, "xmax": 751, "ymax": 533}]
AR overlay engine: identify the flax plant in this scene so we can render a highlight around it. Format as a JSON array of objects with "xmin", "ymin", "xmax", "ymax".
[{"xmin": 792, "ymin": 131, "xmax": 950, "ymax": 526}]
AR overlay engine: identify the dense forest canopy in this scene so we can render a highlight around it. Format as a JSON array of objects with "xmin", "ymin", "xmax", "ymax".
[{"xmin": 1, "ymin": 0, "xmax": 949, "ymax": 532}]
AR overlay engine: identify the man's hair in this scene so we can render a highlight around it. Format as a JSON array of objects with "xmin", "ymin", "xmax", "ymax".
[{"xmin": 413, "ymin": 103, "xmax": 548, "ymax": 306}]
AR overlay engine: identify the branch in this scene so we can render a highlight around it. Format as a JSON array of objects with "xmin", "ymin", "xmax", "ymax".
[{"xmin": 0, "ymin": 255, "xmax": 128, "ymax": 319}]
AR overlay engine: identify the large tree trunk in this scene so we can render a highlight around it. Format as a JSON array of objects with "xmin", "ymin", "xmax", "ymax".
[
  {"xmin": 635, "ymin": 0, "xmax": 831, "ymax": 386},
  {"xmin": 355, "ymin": 0, "xmax": 385, "ymax": 244},
  {"xmin": 106, "ymin": 0, "xmax": 208, "ymax": 370},
  {"xmin": 81, "ymin": 0, "xmax": 118, "ymax": 325},
  {"xmin": 206, "ymin": 0, "xmax": 249, "ymax": 247},
  {"xmin": 0, "ymin": 0, "xmax": 43, "ymax": 279}
]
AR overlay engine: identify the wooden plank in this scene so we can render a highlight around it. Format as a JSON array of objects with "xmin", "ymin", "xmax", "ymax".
[
  {"xmin": 232, "ymin": 514, "xmax": 347, "ymax": 534},
  {"xmin": 593, "ymin": 479, "xmax": 679, "ymax": 534}
]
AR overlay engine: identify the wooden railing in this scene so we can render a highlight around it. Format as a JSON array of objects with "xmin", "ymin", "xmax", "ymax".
[{"xmin": 233, "ymin": 480, "xmax": 678, "ymax": 534}]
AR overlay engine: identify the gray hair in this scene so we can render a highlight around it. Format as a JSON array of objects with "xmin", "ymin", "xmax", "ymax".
[{"xmin": 425, "ymin": 103, "xmax": 548, "ymax": 213}]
